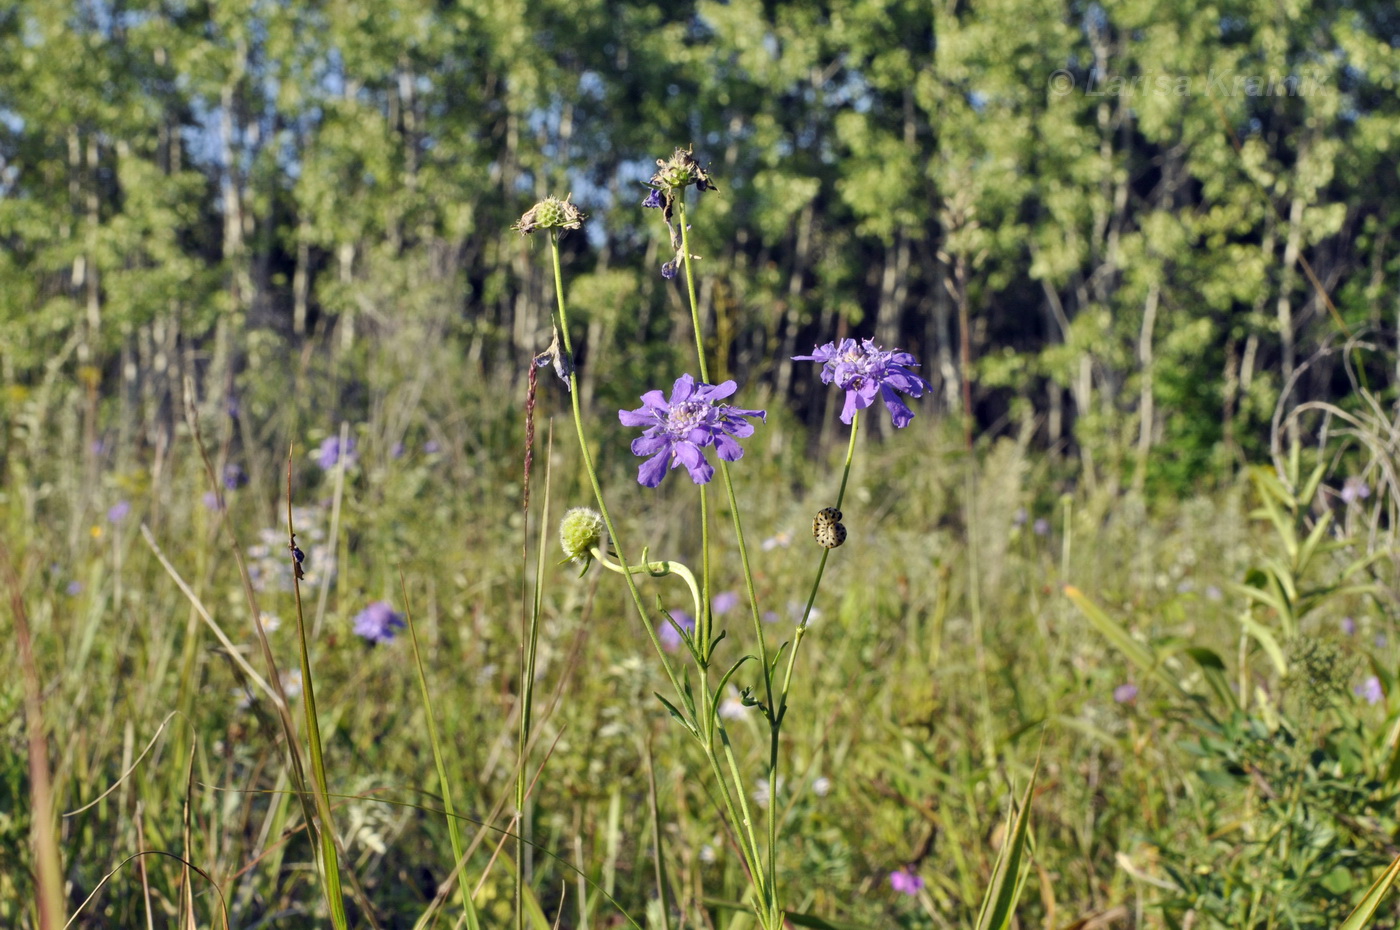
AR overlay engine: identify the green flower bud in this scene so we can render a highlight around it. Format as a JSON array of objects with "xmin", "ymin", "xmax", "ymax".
[
  {"xmin": 513, "ymin": 195, "xmax": 586, "ymax": 235},
  {"xmin": 559, "ymin": 507, "xmax": 606, "ymax": 570}
]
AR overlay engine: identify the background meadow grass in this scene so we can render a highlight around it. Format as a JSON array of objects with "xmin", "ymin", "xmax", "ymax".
[
  {"xmin": 5, "ymin": 323, "xmax": 1399, "ymax": 927},
  {"xmin": 5, "ymin": 1, "xmax": 1400, "ymax": 923}
]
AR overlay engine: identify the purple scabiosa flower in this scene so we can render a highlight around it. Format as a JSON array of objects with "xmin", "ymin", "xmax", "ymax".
[
  {"xmin": 1341, "ymin": 476, "xmax": 1371, "ymax": 504},
  {"xmin": 712, "ymin": 591, "xmax": 740, "ymax": 615},
  {"xmin": 658, "ymin": 609, "xmax": 695, "ymax": 652},
  {"xmin": 889, "ymin": 868, "xmax": 924, "ymax": 896},
  {"xmin": 1113, "ymin": 682, "xmax": 1139, "ymax": 704},
  {"xmin": 107, "ymin": 501, "xmax": 131, "ymax": 524},
  {"xmin": 317, "ymin": 436, "xmax": 357, "ymax": 470},
  {"xmin": 66, "ymin": 580, "xmax": 83, "ymax": 596},
  {"xmin": 793, "ymin": 338, "xmax": 930, "ymax": 428},
  {"xmin": 619, "ymin": 374, "xmax": 765, "ymax": 488},
  {"xmin": 1341, "ymin": 616, "xmax": 1357, "ymax": 636},
  {"xmin": 353, "ymin": 601, "xmax": 405, "ymax": 644},
  {"xmin": 1357, "ymin": 675, "xmax": 1384, "ymax": 705},
  {"xmin": 1033, "ymin": 517, "xmax": 1050, "ymax": 537},
  {"xmin": 223, "ymin": 463, "xmax": 246, "ymax": 490},
  {"xmin": 642, "ymin": 187, "xmax": 664, "ymax": 209}
]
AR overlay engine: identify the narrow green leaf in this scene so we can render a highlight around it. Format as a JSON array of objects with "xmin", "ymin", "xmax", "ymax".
[
  {"xmin": 654, "ymin": 693, "xmax": 698, "ymax": 737},
  {"xmin": 1337, "ymin": 853, "xmax": 1400, "ymax": 930},
  {"xmin": 974, "ymin": 755, "xmax": 1040, "ymax": 930},
  {"xmin": 1238, "ymin": 613, "xmax": 1288, "ymax": 674},
  {"xmin": 1063, "ymin": 586, "xmax": 1186, "ymax": 698}
]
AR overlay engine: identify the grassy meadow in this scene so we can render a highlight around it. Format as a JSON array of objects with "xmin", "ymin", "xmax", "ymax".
[
  {"xmin": 5, "ymin": 300, "xmax": 1400, "ymax": 928},
  {"xmin": 4, "ymin": 2, "xmax": 1400, "ymax": 924}
]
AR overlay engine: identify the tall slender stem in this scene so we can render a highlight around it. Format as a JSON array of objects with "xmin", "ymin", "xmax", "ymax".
[
  {"xmin": 678, "ymin": 198, "xmax": 781, "ymax": 926},
  {"xmin": 548, "ymin": 231, "xmax": 769, "ymax": 900}
]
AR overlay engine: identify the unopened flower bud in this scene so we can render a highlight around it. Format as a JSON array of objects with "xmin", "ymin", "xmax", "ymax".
[{"xmin": 559, "ymin": 507, "xmax": 606, "ymax": 568}]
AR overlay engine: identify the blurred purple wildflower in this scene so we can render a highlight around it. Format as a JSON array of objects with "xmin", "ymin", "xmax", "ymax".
[
  {"xmin": 424, "ymin": 440, "xmax": 440, "ymax": 454},
  {"xmin": 66, "ymin": 580, "xmax": 83, "ymax": 596},
  {"xmin": 1114, "ymin": 683, "xmax": 1139, "ymax": 704},
  {"xmin": 659, "ymin": 609, "xmax": 696, "ymax": 652},
  {"xmin": 1378, "ymin": 633, "xmax": 1389, "ymax": 649},
  {"xmin": 660, "ymin": 259, "xmax": 679, "ymax": 279},
  {"xmin": 619, "ymin": 374, "xmax": 765, "ymax": 488},
  {"xmin": 223, "ymin": 463, "xmax": 246, "ymax": 490},
  {"xmin": 202, "ymin": 491, "xmax": 221, "ymax": 511},
  {"xmin": 1341, "ymin": 476, "xmax": 1371, "ymax": 504},
  {"xmin": 1033, "ymin": 517, "xmax": 1050, "ymax": 537},
  {"xmin": 1013, "ymin": 507, "xmax": 1028, "ymax": 527},
  {"xmin": 107, "ymin": 501, "xmax": 130, "ymax": 523},
  {"xmin": 1205, "ymin": 585, "xmax": 1223, "ymax": 601},
  {"xmin": 889, "ymin": 868, "xmax": 924, "ymax": 896},
  {"xmin": 353, "ymin": 601, "xmax": 405, "ymax": 644},
  {"xmin": 317, "ymin": 436, "xmax": 357, "ymax": 470},
  {"xmin": 1341, "ymin": 616, "xmax": 1357, "ymax": 636},
  {"xmin": 391, "ymin": 441, "xmax": 405, "ymax": 459},
  {"xmin": 1357, "ymin": 675, "xmax": 1384, "ymax": 705},
  {"xmin": 642, "ymin": 187, "xmax": 663, "ymax": 209},
  {"xmin": 793, "ymin": 338, "xmax": 930, "ymax": 427},
  {"xmin": 712, "ymin": 591, "xmax": 740, "ymax": 615}
]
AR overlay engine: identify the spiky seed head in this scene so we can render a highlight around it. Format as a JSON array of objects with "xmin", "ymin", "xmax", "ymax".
[{"xmin": 513, "ymin": 196, "xmax": 586, "ymax": 235}]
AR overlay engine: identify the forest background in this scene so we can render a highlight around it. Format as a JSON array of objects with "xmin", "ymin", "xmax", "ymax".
[
  {"xmin": 4, "ymin": 0, "xmax": 1398, "ymax": 482},
  {"xmin": 5, "ymin": 0, "xmax": 1400, "ymax": 928}
]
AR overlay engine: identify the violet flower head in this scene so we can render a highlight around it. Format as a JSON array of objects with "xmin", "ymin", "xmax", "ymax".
[
  {"xmin": 889, "ymin": 868, "xmax": 924, "ymax": 896},
  {"xmin": 619, "ymin": 374, "xmax": 765, "ymax": 488},
  {"xmin": 223, "ymin": 463, "xmax": 246, "ymax": 490},
  {"xmin": 712, "ymin": 591, "xmax": 740, "ymax": 615},
  {"xmin": 353, "ymin": 601, "xmax": 405, "ymax": 644},
  {"xmin": 793, "ymin": 338, "xmax": 930, "ymax": 427},
  {"xmin": 1113, "ymin": 682, "xmax": 1139, "ymax": 704},
  {"xmin": 1341, "ymin": 476, "xmax": 1371, "ymax": 504},
  {"xmin": 317, "ymin": 436, "xmax": 357, "ymax": 470},
  {"xmin": 1357, "ymin": 675, "xmax": 1384, "ymax": 706},
  {"xmin": 107, "ymin": 500, "xmax": 131, "ymax": 524},
  {"xmin": 642, "ymin": 187, "xmax": 664, "ymax": 209}
]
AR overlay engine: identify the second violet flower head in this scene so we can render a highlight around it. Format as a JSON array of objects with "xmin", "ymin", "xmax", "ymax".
[
  {"xmin": 794, "ymin": 338, "xmax": 930, "ymax": 428},
  {"xmin": 619, "ymin": 374, "xmax": 765, "ymax": 488}
]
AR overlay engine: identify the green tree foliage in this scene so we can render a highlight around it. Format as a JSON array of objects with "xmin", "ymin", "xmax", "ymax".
[{"xmin": 2, "ymin": 0, "xmax": 1398, "ymax": 494}]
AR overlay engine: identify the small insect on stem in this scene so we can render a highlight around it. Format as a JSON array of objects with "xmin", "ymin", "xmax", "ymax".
[{"xmin": 290, "ymin": 540, "xmax": 306, "ymax": 580}]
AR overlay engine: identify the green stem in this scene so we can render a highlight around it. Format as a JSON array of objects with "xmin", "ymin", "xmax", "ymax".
[
  {"xmin": 778, "ymin": 411, "xmax": 860, "ymax": 705},
  {"xmin": 287, "ymin": 499, "xmax": 348, "ymax": 929},
  {"xmin": 676, "ymin": 210, "xmax": 714, "ymax": 658},
  {"xmin": 549, "ymin": 231, "xmax": 768, "ymax": 899},
  {"xmin": 679, "ymin": 199, "xmax": 780, "ymax": 926},
  {"xmin": 591, "ymin": 547, "xmax": 702, "ymax": 623}
]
